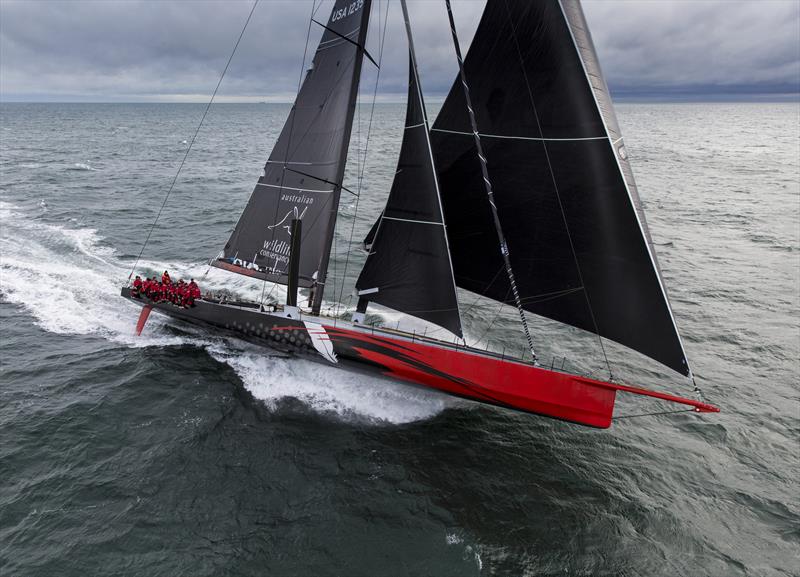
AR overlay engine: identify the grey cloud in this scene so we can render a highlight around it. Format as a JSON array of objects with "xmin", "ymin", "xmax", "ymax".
[
  {"xmin": 582, "ymin": 0, "xmax": 800, "ymax": 92},
  {"xmin": 0, "ymin": 0, "xmax": 798, "ymax": 101}
]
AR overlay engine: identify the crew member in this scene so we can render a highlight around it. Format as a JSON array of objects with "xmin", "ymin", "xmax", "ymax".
[
  {"xmin": 188, "ymin": 279, "xmax": 200, "ymax": 307},
  {"xmin": 177, "ymin": 282, "xmax": 188, "ymax": 307},
  {"xmin": 151, "ymin": 276, "xmax": 162, "ymax": 301}
]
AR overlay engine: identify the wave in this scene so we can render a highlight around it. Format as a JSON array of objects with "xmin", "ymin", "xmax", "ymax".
[
  {"xmin": 207, "ymin": 342, "xmax": 448, "ymax": 423},
  {"xmin": 68, "ymin": 162, "xmax": 97, "ymax": 171},
  {"xmin": 0, "ymin": 201, "xmax": 448, "ymax": 424}
]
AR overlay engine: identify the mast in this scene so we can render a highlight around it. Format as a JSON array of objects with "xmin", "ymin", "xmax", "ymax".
[
  {"xmin": 310, "ymin": 2, "xmax": 373, "ymax": 316},
  {"xmin": 442, "ymin": 0, "xmax": 536, "ymax": 361}
]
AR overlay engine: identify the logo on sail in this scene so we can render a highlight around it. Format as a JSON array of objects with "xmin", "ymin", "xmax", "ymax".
[
  {"xmin": 257, "ymin": 205, "xmax": 309, "ymax": 273},
  {"xmin": 268, "ymin": 205, "xmax": 308, "ymax": 236}
]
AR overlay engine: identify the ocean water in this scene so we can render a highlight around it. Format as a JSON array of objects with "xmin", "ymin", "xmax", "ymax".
[{"xmin": 1, "ymin": 102, "xmax": 798, "ymax": 576}]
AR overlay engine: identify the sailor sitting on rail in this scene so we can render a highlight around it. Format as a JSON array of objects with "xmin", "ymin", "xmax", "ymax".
[{"xmin": 132, "ymin": 272, "xmax": 200, "ymax": 308}]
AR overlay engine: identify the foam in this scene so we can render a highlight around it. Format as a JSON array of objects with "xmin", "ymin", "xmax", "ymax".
[
  {"xmin": 0, "ymin": 201, "xmax": 447, "ymax": 424},
  {"xmin": 0, "ymin": 216, "xmax": 183, "ymax": 347},
  {"xmin": 69, "ymin": 162, "xmax": 97, "ymax": 171},
  {"xmin": 208, "ymin": 343, "xmax": 452, "ymax": 424}
]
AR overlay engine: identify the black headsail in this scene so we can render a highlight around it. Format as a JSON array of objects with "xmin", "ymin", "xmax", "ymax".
[
  {"xmin": 214, "ymin": 0, "xmax": 372, "ymax": 314},
  {"xmin": 427, "ymin": 0, "xmax": 691, "ymax": 376},
  {"xmin": 355, "ymin": 2, "xmax": 462, "ymax": 338}
]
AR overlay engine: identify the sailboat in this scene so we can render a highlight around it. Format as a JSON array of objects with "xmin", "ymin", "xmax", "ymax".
[{"xmin": 122, "ymin": 0, "xmax": 719, "ymax": 428}]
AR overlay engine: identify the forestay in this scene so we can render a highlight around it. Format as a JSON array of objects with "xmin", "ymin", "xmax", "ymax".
[
  {"xmin": 428, "ymin": 0, "xmax": 691, "ymax": 375},
  {"xmin": 214, "ymin": 0, "xmax": 372, "ymax": 307}
]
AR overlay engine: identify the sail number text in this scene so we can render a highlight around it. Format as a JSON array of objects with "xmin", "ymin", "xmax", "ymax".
[{"xmin": 331, "ymin": 0, "xmax": 364, "ymax": 23}]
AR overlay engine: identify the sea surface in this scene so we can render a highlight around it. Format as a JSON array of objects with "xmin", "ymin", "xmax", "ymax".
[{"xmin": 1, "ymin": 102, "xmax": 798, "ymax": 576}]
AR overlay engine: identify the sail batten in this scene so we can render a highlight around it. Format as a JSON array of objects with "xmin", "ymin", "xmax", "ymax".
[
  {"xmin": 213, "ymin": 0, "xmax": 372, "ymax": 301},
  {"xmin": 431, "ymin": 128, "xmax": 608, "ymax": 142}
]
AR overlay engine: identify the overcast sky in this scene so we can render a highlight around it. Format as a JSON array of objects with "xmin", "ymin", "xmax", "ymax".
[{"xmin": 1, "ymin": 0, "xmax": 798, "ymax": 102}]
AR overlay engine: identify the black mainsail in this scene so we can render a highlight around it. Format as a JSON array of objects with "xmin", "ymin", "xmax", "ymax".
[
  {"xmin": 355, "ymin": 3, "xmax": 462, "ymax": 338},
  {"xmin": 214, "ymin": 0, "xmax": 372, "ymax": 314},
  {"xmin": 427, "ymin": 0, "xmax": 691, "ymax": 376}
]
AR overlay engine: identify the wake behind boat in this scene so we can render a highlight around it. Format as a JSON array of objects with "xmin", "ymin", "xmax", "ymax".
[{"xmin": 123, "ymin": 0, "xmax": 719, "ymax": 428}]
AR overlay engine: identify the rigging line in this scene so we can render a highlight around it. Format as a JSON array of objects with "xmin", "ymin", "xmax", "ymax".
[
  {"xmin": 261, "ymin": 0, "xmax": 317, "ymax": 305},
  {"xmin": 333, "ymin": 197, "xmax": 337, "ymax": 313},
  {"xmin": 128, "ymin": 0, "xmax": 259, "ymax": 281},
  {"xmin": 336, "ymin": 0, "xmax": 391, "ymax": 310},
  {"xmin": 614, "ymin": 408, "xmax": 695, "ymax": 420},
  {"xmin": 333, "ymin": 3, "xmax": 364, "ymax": 319},
  {"xmin": 691, "ymin": 375, "xmax": 706, "ymax": 403},
  {"xmin": 500, "ymin": 0, "xmax": 613, "ymax": 379},
  {"xmin": 259, "ymin": 275, "xmax": 278, "ymax": 307},
  {"xmin": 259, "ymin": 261, "xmax": 270, "ymax": 305},
  {"xmin": 517, "ymin": 287, "xmax": 584, "ymax": 301},
  {"xmin": 311, "ymin": 19, "xmax": 380, "ymax": 68},
  {"xmin": 336, "ymin": 36, "xmax": 360, "ymax": 318},
  {"xmin": 459, "ymin": 265, "xmax": 506, "ymax": 318},
  {"xmin": 444, "ymin": 0, "xmax": 535, "ymax": 361},
  {"xmin": 430, "ymin": 128, "xmax": 607, "ymax": 142},
  {"xmin": 470, "ymin": 286, "xmax": 514, "ymax": 350},
  {"xmin": 283, "ymin": 167, "xmax": 358, "ymax": 197}
]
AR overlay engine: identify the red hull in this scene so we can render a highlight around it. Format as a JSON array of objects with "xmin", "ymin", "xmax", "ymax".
[
  {"xmin": 122, "ymin": 288, "xmax": 718, "ymax": 429},
  {"xmin": 324, "ymin": 325, "xmax": 718, "ymax": 429}
]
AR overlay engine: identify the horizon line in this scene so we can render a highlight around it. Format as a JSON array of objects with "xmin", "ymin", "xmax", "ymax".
[{"xmin": 2, "ymin": 94, "xmax": 799, "ymax": 104}]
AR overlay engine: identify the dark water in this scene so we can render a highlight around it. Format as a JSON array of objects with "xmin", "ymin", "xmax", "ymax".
[{"xmin": 1, "ymin": 102, "xmax": 798, "ymax": 576}]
